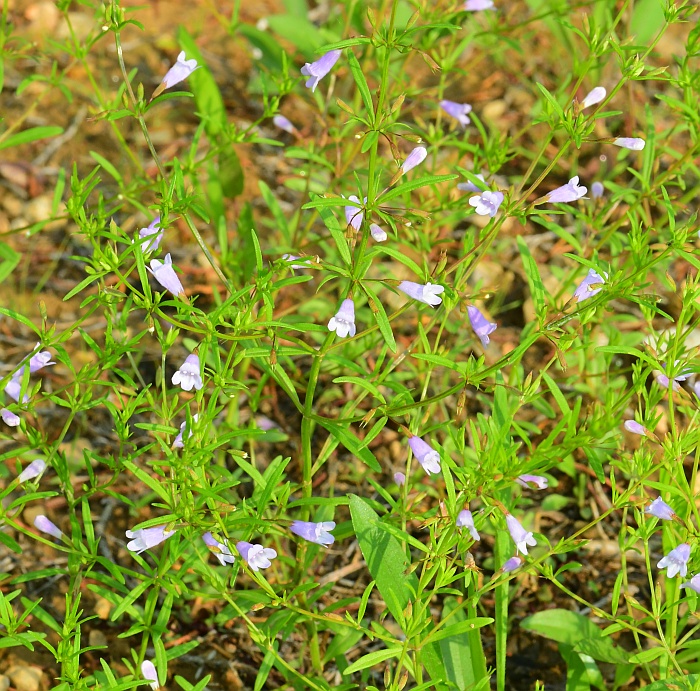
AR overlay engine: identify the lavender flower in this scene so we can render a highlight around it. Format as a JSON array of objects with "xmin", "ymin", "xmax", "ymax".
[
  {"xmin": 160, "ymin": 51, "xmax": 198, "ymax": 91},
  {"xmin": 467, "ymin": 305, "xmax": 497, "ymax": 347},
  {"xmin": 4, "ymin": 375, "xmax": 26, "ymax": 403},
  {"xmin": 126, "ymin": 525, "xmax": 176, "ymax": 554},
  {"xmin": 18, "ymin": 459, "xmax": 46, "ymax": 484},
  {"xmin": 1, "ymin": 408, "xmax": 20, "ymax": 427},
  {"xmin": 440, "ymin": 100, "xmax": 472, "ymax": 127},
  {"xmin": 656, "ymin": 361, "xmax": 692, "ymax": 391},
  {"xmin": 401, "ymin": 146, "xmax": 427, "ymax": 175},
  {"xmin": 141, "ymin": 660, "xmax": 160, "ymax": 691},
  {"xmin": 580, "ymin": 86, "xmax": 606, "ymax": 109},
  {"xmin": 28, "ymin": 347, "xmax": 55, "ymax": 373},
  {"xmin": 148, "ymin": 254, "xmax": 185, "ymax": 298},
  {"xmin": 328, "ymin": 299, "xmax": 356, "ymax": 338},
  {"xmin": 613, "ymin": 137, "xmax": 645, "ymax": 151},
  {"xmin": 516, "ymin": 474, "xmax": 548, "ymax": 490},
  {"xmin": 236, "ymin": 541, "xmax": 277, "ymax": 571},
  {"xmin": 273, "ymin": 115, "xmax": 296, "ymax": 134},
  {"xmin": 173, "ymin": 413, "xmax": 199, "ymax": 448},
  {"xmin": 645, "ymin": 497, "xmax": 675, "ymax": 521},
  {"xmin": 456, "ymin": 509, "xmax": 480, "ymax": 541},
  {"xmin": 591, "ymin": 181, "xmax": 604, "ymax": 199},
  {"xmin": 138, "ymin": 216, "xmax": 163, "ymax": 254},
  {"xmin": 394, "ymin": 472, "xmax": 406, "ymax": 486},
  {"xmin": 344, "ymin": 195, "xmax": 364, "ymax": 232},
  {"xmin": 502, "ymin": 555, "xmax": 524, "ymax": 572},
  {"xmin": 34, "ymin": 515, "xmax": 63, "ymax": 540},
  {"xmin": 681, "ymin": 574, "xmax": 700, "ymax": 594},
  {"xmin": 397, "ymin": 281, "xmax": 444, "ymax": 307},
  {"xmin": 624, "ymin": 420, "xmax": 647, "ymax": 436},
  {"xmin": 370, "ymin": 223, "xmax": 387, "ymax": 242},
  {"xmin": 469, "ymin": 190, "xmax": 504, "ymax": 217},
  {"xmin": 506, "ymin": 514, "xmax": 537, "ymax": 555},
  {"xmin": 203, "ymin": 532, "xmax": 236, "ymax": 566},
  {"xmin": 573, "ymin": 269, "xmax": 606, "ymax": 303},
  {"xmin": 657, "ymin": 543, "xmax": 691, "ymax": 578},
  {"xmin": 408, "ymin": 436, "xmax": 441, "ymax": 475},
  {"xmin": 172, "ymin": 354, "xmax": 203, "ymax": 392},
  {"xmin": 301, "ymin": 50, "xmax": 341, "ymax": 92},
  {"xmin": 464, "ymin": 0, "xmax": 495, "ymax": 9},
  {"xmin": 290, "ymin": 520, "xmax": 336, "ymax": 547},
  {"xmin": 546, "ymin": 176, "xmax": 587, "ymax": 203},
  {"xmin": 458, "ymin": 174, "xmax": 486, "ymax": 193}
]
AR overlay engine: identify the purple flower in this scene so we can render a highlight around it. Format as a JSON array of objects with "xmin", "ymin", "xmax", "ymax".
[
  {"xmin": 502, "ymin": 555, "xmax": 524, "ymax": 573},
  {"xmin": 148, "ymin": 253, "xmax": 185, "ymax": 298},
  {"xmin": 408, "ymin": 436, "xmax": 441, "ymax": 475},
  {"xmin": 397, "ymin": 281, "xmax": 444, "ymax": 307},
  {"xmin": 370, "ymin": 223, "xmax": 387, "ymax": 242},
  {"xmin": 301, "ymin": 49, "xmax": 341, "ymax": 92},
  {"xmin": 273, "ymin": 115, "xmax": 296, "ymax": 134},
  {"xmin": 18, "ymin": 459, "xmax": 46, "ymax": 484},
  {"xmin": 282, "ymin": 254, "xmax": 312, "ymax": 270},
  {"xmin": 141, "ymin": 660, "xmax": 160, "ymax": 691},
  {"xmin": 160, "ymin": 51, "xmax": 199, "ymax": 91},
  {"xmin": 580, "ymin": 86, "xmax": 606, "ymax": 109},
  {"xmin": 138, "ymin": 216, "xmax": 163, "ymax": 254},
  {"xmin": 573, "ymin": 268, "xmax": 606, "ymax": 303},
  {"xmin": 394, "ymin": 472, "xmax": 406, "ymax": 486},
  {"xmin": 516, "ymin": 474, "xmax": 548, "ymax": 490},
  {"xmin": 28, "ymin": 347, "xmax": 55, "ymax": 373},
  {"xmin": 645, "ymin": 497, "xmax": 675, "ymax": 521},
  {"xmin": 464, "ymin": 0, "xmax": 495, "ymax": 9},
  {"xmin": 290, "ymin": 520, "xmax": 336, "ymax": 547},
  {"xmin": 657, "ymin": 543, "xmax": 691, "ymax": 578},
  {"xmin": 203, "ymin": 532, "xmax": 236, "ymax": 566},
  {"xmin": 401, "ymin": 146, "xmax": 427, "ymax": 174},
  {"xmin": 126, "ymin": 525, "xmax": 176, "ymax": 554},
  {"xmin": 344, "ymin": 195, "xmax": 364, "ymax": 232},
  {"xmin": 467, "ymin": 305, "xmax": 497, "ymax": 347},
  {"xmin": 1, "ymin": 408, "xmax": 20, "ymax": 427},
  {"xmin": 613, "ymin": 137, "xmax": 645, "ymax": 151},
  {"xmin": 458, "ymin": 174, "xmax": 486, "ymax": 193},
  {"xmin": 173, "ymin": 413, "xmax": 199, "ymax": 448},
  {"xmin": 469, "ymin": 190, "xmax": 504, "ymax": 217},
  {"xmin": 440, "ymin": 100, "xmax": 472, "ymax": 127},
  {"xmin": 681, "ymin": 574, "xmax": 700, "ymax": 594},
  {"xmin": 546, "ymin": 176, "xmax": 587, "ymax": 203},
  {"xmin": 591, "ymin": 181, "xmax": 604, "ymax": 199},
  {"xmin": 34, "ymin": 515, "xmax": 63, "ymax": 540},
  {"xmin": 456, "ymin": 509, "xmax": 480, "ymax": 541},
  {"xmin": 172, "ymin": 354, "xmax": 203, "ymax": 392},
  {"xmin": 624, "ymin": 420, "xmax": 647, "ymax": 436},
  {"xmin": 506, "ymin": 514, "xmax": 537, "ymax": 555},
  {"xmin": 656, "ymin": 361, "xmax": 692, "ymax": 391},
  {"xmin": 328, "ymin": 298, "xmax": 356, "ymax": 338},
  {"xmin": 236, "ymin": 541, "xmax": 277, "ymax": 571}
]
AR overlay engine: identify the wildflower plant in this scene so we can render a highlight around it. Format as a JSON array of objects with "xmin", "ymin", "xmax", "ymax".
[{"xmin": 1, "ymin": 0, "xmax": 700, "ymax": 689}]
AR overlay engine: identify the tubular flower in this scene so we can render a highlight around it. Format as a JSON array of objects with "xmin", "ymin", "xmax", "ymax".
[
  {"xmin": 502, "ymin": 555, "xmax": 524, "ymax": 573},
  {"xmin": 573, "ymin": 269, "xmax": 606, "ymax": 303},
  {"xmin": 458, "ymin": 174, "xmax": 486, "ymax": 193},
  {"xmin": 34, "ymin": 515, "xmax": 63, "ymax": 540},
  {"xmin": 506, "ymin": 514, "xmax": 537, "ymax": 555},
  {"xmin": 464, "ymin": 0, "xmax": 495, "ymax": 9},
  {"xmin": 18, "ymin": 459, "xmax": 46, "ymax": 484},
  {"xmin": 148, "ymin": 254, "xmax": 185, "ymax": 298},
  {"xmin": 394, "ymin": 472, "xmax": 406, "ymax": 486},
  {"xmin": 28, "ymin": 347, "xmax": 55, "ymax": 373},
  {"xmin": 203, "ymin": 532, "xmax": 236, "ymax": 566},
  {"xmin": 138, "ymin": 216, "xmax": 163, "ymax": 254},
  {"xmin": 401, "ymin": 146, "xmax": 427, "ymax": 175},
  {"xmin": 173, "ymin": 413, "xmax": 199, "ymax": 448},
  {"xmin": 613, "ymin": 137, "xmax": 645, "ymax": 150},
  {"xmin": 344, "ymin": 195, "xmax": 364, "ymax": 232},
  {"xmin": 624, "ymin": 420, "xmax": 647, "ymax": 436},
  {"xmin": 301, "ymin": 50, "xmax": 341, "ymax": 92},
  {"xmin": 126, "ymin": 525, "xmax": 176, "ymax": 554},
  {"xmin": 467, "ymin": 305, "xmax": 497, "ymax": 347},
  {"xmin": 657, "ymin": 543, "xmax": 691, "ymax": 578},
  {"xmin": 161, "ymin": 52, "xmax": 198, "ymax": 90},
  {"xmin": 456, "ymin": 509, "xmax": 480, "ymax": 541},
  {"xmin": 398, "ymin": 281, "xmax": 444, "ymax": 306},
  {"xmin": 591, "ymin": 181, "xmax": 604, "ymax": 199},
  {"xmin": 273, "ymin": 115, "xmax": 296, "ymax": 134},
  {"xmin": 440, "ymin": 100, "xmax": 472, "ymax": 127},
  {"xmin": 580, "ymin": 86, "xmax": 606, "ymax": 109},
  {"xmin": 328, "ymin": 299, "xmax": 356, "ymax": 338},
  {"xmin": 1, "ymin": 408, "xmax": 20, "ymax": 427},
  {"xmin": 681, "ymin": 574, "xmax": 700, "ymax": 594},
  {"xmin": 290, "ymin": 520, "xmax": 336, "ymax": 547},
  {"xmin": 645, "ymin": 497, "xmax": 675, "ymax": 521},
  {"xmin": 141, "ymin": 661, "xmax": 160, "ymax": 691},
  {"xmin": 237, "ymin": 541, "xmax": 277, "ymax": 571},
  {"xmin": 370, "ymin": 223, "xmax": 387, "ymax": 242},
  {"xmin": 4, "ymin": 375, "xmax": 27, "ymax": 403},
  {"xmin": 516, "ymin": 474, "xmax": 548, "ymax": 490},
  {"xmin": 655, "ymin": 361, "xmax": 692, "ymax": 391},
  {"xmin": 546, "ymin": 176, "xmax": 587, "ymax": 203},
  {"xmin": 172, "ymin": 354, "xmax": 203, "ymax": 392},
  {"xmin": 469, "ymin": 190, "xmax": 504, "ymax": 217},
  {"xmin": 408, "ymin": 436, "xmax": 441, "ymax": 475}
]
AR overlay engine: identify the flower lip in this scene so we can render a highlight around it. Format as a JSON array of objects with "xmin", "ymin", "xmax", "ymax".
[
  {"xmin": 301, "ymin": 49, "xmax": 341, "ymax": 92},
  {"xmin": 126, "ymin": 525, "xmax": 176, "ymax": 554},
  {"xmin": 141, "ymin": 660, "xmax": 160, "ymax": 691},
  {"xmin": 467, "ymin": 305, "xmax": 497, "ymax": 347},
  {"xmin": 328, "ymin": 298, "xmax": 356, "ymax": 338},
  {"xmin": 545, "ymin": 176, "xmax": 587, "ymax": 203},
  {"xmin": 138, "ymin": 216, "xmax": 163, "ymax": 254},
  {"xmin": 506, "ymin": 514, "xmax": 537, "ymax": 555},
  {"xmin": 469, "ymin": 190, "xmax": 504, "ymax": 217},
  {"xmin": 202, "ymin": 532, "xmax": 236, "ymax": 565},
  {"xmin": 148, "ymin": 253, "xmax": 185, "ymax": 297},
  {"xmin": 1, "ymin": 408, "xmax": 20, "ymax": 427},
  {"xmin": 290, "ymin": 520, "xmax": 336, "ymax": 547},
  {"xmin": 236, "ymin": 541, "xmax": 278, "ymax": 571},
  {"xmin": 502, "ymin": 555, "xmax": 524, "ymax": 573},
  {"xmin": 161, "ymin": 51, "xmax": 199, "ymax": 90},
  {"xmin": 613, "ymin": 137, "xmax": 645, "ymax": 151},
  {"xmin": 645, "ymin": 497, "xmax": 675, "ymax": 521},
  {"xmin": 456, "ymin": 509, "xmax": 480, "ymax": 541},
  {"xmin": 172, "ymin": 353, "xmax": 203, "ymax": 392},
  {"xmin": 440, "ymin": 100, "xmax": 472, "ymax": 127},
  {"xmin": 573, "ymin": 268, "xmax": 607, "ymax": 303},
  {"xmin": 580, "ymin": 86, "xmax": 606, "ymax": 109},
  {"xmin": 681, "ymin": 573, "xmax": 700, "ymax": 594},
  {"xmin": 408, "ymin": 435, "xmax": 441, "ymax": 475},
  {"xmin": 397, "ymin": 281, "xmax": 444, "ymax": 307},
  {"xmin": 515, "ymin": 474, "xmax": 548, "ymax": 490},
  {"xmin": 657, "ymin": 542, "xmax": 691, "ymax": 578},
  {"xmin": 401, "ymin": 146, "xmax": 427, "ymax": 174}
]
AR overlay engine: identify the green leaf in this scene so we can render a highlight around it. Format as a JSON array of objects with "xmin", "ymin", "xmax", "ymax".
[
  {"xmin": 361, "ymin": 283, "xmax": 396, "ymax": 352},
  {"xmin": 316, "ymin": 420, "xmax": 381, "ymax": 473},
  {"xmin": 379, "ymin": 174, "xmax": 458, "ymax": 203},
  {"xmin": 516, "ymin": 235, "xmax": 546, "ymax": 323},
  {"xmin": 316, "ymin": 202, "xmax": 352, "ymax": 266},
  {"xmin": 347, "ymin": 50, "xmax": 373, "ymax": 122},
  {"xmin": 343, "ymin": 647, "xmax": 400, "ymax": 675},
  {"xmin": 0, "ymin": 242, "xmax": 21, "ymax": 283},
  {"xmin": 349, "ymin": 495, "xmax": 418, "ymax": 630},
  {"xmin": 89, "ymin": 151, "xmax": 123, "ymax": 185},
  {"xmin": 0, "ymin": 126, "xmax": 63, "ymax": 151}
]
